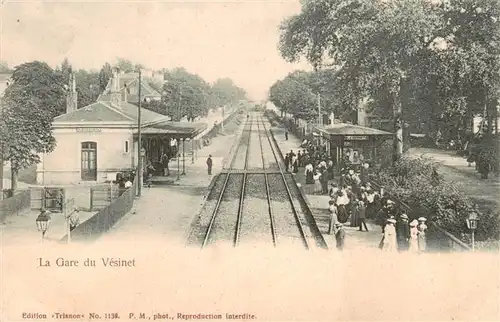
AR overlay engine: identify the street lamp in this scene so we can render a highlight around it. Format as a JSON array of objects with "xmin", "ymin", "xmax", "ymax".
[
  {"xmin": 466, "ymin": 211, "xmax": 479, "ymax": 251},
  {"xmin": 36, "ymin": 210, "xmax": 51, "ymax": 239}
]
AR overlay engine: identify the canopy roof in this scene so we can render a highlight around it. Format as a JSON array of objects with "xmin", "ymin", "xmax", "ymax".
[
  {"xmin": 314, "ymin": 123, "xmax": 393, "ymax": 136},
  {"xmin": 136, "ymin": 121, "xmax": 207, "ymax": 138}
]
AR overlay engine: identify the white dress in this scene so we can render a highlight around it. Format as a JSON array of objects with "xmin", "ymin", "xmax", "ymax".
[
  {"xmin": 408, "ymin": 226, "xmax": 419, "ymax": 253},
  {"xmin": 382, "ymin": 224, "xmax": 397, "ymax": 252}
]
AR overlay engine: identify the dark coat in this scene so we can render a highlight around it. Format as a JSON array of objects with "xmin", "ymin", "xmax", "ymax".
[
  {"xmin": 336, "ymin": 228, "xmax": 345, "ymax": 250},
  {"xmin": 396, "ymin": 220, "xmax": 410, "ymax": 247},
  {"xmin": 206, "ymin": 157, "xmax": 213, "ymax": 168}
]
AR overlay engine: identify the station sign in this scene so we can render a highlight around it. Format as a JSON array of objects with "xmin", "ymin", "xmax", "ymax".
[
  {"xmin": 345, "ymin": 135, "xmax": 368, "ymax": 141},
  {"xmin": 76, "ymin": 128, "xmax": 102, "ymax": 133}
]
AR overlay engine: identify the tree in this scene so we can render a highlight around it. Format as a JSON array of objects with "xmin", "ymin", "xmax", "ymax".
[
  {"xmin": 115, "ymin": 58, "xmax": 135, "ymax": 73},
  {"xmin": 0, "ymin": 61, "xmax": 12, "ymax": 73},
  {"xmin": 277, "ymin": 0, "xmax": 500, "ymax": 161},
  {"xmin": 75, "ymin": 69, "xmax": 100, "ymax": 108},
  {"xmin": 98, "ymin": 62, "xmax": 113, "ymax": 92},
  {"xmin": 2, "ymin": 61, "xmax": 66, "ymax": 190}
]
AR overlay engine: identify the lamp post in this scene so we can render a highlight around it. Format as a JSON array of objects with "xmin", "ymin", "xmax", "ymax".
[
  {"xmin": 36, "ymin": 210, "xmax": 51, "ymax": 240},
  {"xmin": 466, "ymin": 211, "xmax": 479, "ymax": 251}
]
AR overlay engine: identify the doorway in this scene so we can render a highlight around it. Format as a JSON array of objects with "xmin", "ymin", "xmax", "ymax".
[{"xmin": 81, "ymin": 141, "xmax": 97, "ymax": 181}]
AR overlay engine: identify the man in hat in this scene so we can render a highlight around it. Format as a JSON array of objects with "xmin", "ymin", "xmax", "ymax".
[
  {"xmin": 396, "ymin": 213, "xmax": 410, "ymax": 251},
  {"xmin": 206, "ymin": 155, "xmax": 213, "ymax": 176},
  {"xmin": 335, "ymin": 223, "xmax": 345, "ymax": 251}
]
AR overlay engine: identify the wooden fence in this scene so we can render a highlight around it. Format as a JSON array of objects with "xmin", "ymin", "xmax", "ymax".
[{"xmin": 64, "ymin": 170, "xmax": 138, "ymax": 242}]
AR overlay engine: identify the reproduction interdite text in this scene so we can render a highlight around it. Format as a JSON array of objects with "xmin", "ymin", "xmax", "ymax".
[
  {"xmin": 37, "ymin": 257, "xmax": 136, "ymax": 267},
  {"xmin": 21, "ymin": 312, "xmax": 257, "ymax": 320}
]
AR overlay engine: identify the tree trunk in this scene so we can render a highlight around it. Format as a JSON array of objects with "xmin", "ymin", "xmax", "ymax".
[
  {"xmin": 393, "ymin": 76, "xmax": 404, "ymax": 164},
  {"xmin": 0, "ymin": 146, "xmax": 3, "ymax": 201}
]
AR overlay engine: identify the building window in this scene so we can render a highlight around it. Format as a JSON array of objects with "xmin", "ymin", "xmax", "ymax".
[{"xmin": 124, "ymin": 140, "xmax": 129, "ymax": 153}]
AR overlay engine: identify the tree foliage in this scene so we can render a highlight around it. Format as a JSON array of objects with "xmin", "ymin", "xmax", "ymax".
[
  {"xmin": 143, "ymin": 68, "xmax": 247, "ymax": 121},
  {"xmin": 1, "ymin": 61, "xmax": 66, "ymax": 189},
  {"xmin": 98, "ymin": 62, "xmax": 113, "ymax": 92},
  {"xmin": 372, "ymin": 155, "xmax": 499, "ymax": 242}
]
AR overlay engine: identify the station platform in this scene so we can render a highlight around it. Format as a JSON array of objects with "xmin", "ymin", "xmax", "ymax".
[{"xmin": 269, "ymin": 124, "xmax": 382, "ymax": 251}]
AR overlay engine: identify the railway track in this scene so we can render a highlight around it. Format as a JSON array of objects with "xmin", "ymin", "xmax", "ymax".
[{"xmin": 186, "ymin": 112, "xmax": 327, "ymax": 250}]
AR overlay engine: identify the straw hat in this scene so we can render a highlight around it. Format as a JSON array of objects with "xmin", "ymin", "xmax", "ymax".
[
  {"xmin": 400, "ymin": 214, "xmax": 408, "ymax": 220},
  {"xmin": 335, "ymin": 222, "xmax": 343, "ymax": 227},
  {"xmin": 410, "ymin": 220, "xmax": 418, "ymax": 227},
  {"xmin": 387, "ymin": 218, "xmax": 396, "ymax": 224},
  {"xmin": 418, "ymin": 217, "xmax": 427, "ymax": 222}
]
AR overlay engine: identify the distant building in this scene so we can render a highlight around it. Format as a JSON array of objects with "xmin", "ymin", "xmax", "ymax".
[
  {"xmin": 37, "ymin": 68, "xmax": 205, "ymax": 185},
  {"xmin": 97, "ymin": 70, "xmax": 162, "ymax": 105}
]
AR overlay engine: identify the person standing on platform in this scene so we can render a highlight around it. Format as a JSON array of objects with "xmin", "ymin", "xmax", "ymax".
[
  {"xmin": 396, "ymin": 214, "xmax": 410, "ymax": 251},
  {"xmin": 328, "ymin": 200, "xmax": 339, "ymax": 235},
  {"xmin": 160, "ymin": 152, "xmax": 170, "ymax": 176},
  {"xmin": 417, "ymin": 217, "xmax": 428, "ymax": 252},
  {"xmin": 408, "ymin": 220, "xmax": 419, "ymax": 253},
  {"xmin": 313, "ymin": 170, "xmax": 322, "ymax": 194},
  {"xmin": 335, "ymin": 223, "xmax": 346, "ymax": 251},
  {"xmin": 349, "ymin": 196, "xmax": 360, "ymax": 228},
  {"xmin": 285, "ymin": 130, "xmax": 289, "ymax": 141},
  {"xmin": 358, "ymin": 200, "xmax": 369, "ymax": 232},
  {"xmin": 381, "ymin": 218, "xmax": 397, "ymax": 252},
  {"xmin": 284, "ymin": 153, "xmax": 290, "ymax": 172},
  {"xmin": 320, "ymin": 168, "xmax": 329, "ymax": 194},
  {"xmin": 305, "ymin": 162, "xmax": 314, "ymax": 184},
  {"xmin": 292, "ymin": 154, "xmax": 299, "ymax": 173},
  {"xmin": 206, "ymin": 154, "xmax": 213, "ymax": 176}
]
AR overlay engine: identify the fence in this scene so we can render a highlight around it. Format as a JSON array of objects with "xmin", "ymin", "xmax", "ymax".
[
  {"xmin": 90, "ymin": 185, "xmax": 120, "ymax": 210},
  {"xmin": 369, "ymin": 180, "xmax": 470, "ymax": 252},
  {"xmin": 0, "ymin": 189, "xmax": 31, "ymax": 223},
  {"xmin": 65, "ymin": 170, "xmax": 138, "ymax": 242}
]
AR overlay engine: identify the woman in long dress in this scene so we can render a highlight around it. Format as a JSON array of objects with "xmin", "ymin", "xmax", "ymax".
[
  {"xmin": 313, "ymin": 171, "xmax": 322, "ymax": 194},
  {"xmin": 382, "ymin": 219, "xmax": 397, "ymax": 252},
  {"xmin": 408, "ymin": 219, "xmax": 419, "ymax": 253},
  {"xmin": 305, "ymin": 163, "xmax": 314, "ymax": 184},
  {"xmin": 350, "ymin": 197, "xmax": 360, "ymax": 227},
  {"xmin": 336, "ymin": 190, "xmax": 350, "ymax": 223},
  {"xmin": 417, "ymin": 217, "xmax": 428, "ymax": 252}
]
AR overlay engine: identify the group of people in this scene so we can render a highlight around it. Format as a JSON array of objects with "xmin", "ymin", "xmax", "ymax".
[
  {"xmin": 379, "ymin": 214, "xmax": 428, "ymax": 253},
  {"xmin": 321, "ymin": 165, "xmax": 429, "ymax": 253}
]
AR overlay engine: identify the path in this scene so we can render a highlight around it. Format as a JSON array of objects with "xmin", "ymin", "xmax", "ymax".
[
  {"xmin": 98, "ymin": 113, "xmax": 245, "ymax": 244},
  {"xmin": 409, "ymin": 147, "xmax": 500, "ymax": 211}
]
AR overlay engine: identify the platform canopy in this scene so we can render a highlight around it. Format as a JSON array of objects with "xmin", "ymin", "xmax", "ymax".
[
  {"xmin": 137, "ymin": 121, "xmax": 207, "ymax": 139},
  {"xmin": 314, "ymin": 123, "xmax": 393, "ymax": 138}
]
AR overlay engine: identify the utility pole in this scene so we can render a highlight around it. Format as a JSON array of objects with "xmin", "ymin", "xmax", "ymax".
[
  {"xmin": 137, "ymin": 69, "xmax": 142, "ymax": 197},
  {"xmin": 221, "ymin": 105, "xmax": 225, "ymax": 133},
  {"xmin": 177, "ymin": 84, "xmax": 182, "ymax": 122},
  {"xmin": 317, "ymin": 93, "xmax": 321, "ymax": 126}
]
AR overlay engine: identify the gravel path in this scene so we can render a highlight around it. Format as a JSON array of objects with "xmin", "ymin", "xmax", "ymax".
[
  {"xmin": 206, "ymin": 174, "xmax": 244, "ymax": 246},
  {"xmin": 238, "ymin": 174, "xmax": 273, "ymax": 246}
]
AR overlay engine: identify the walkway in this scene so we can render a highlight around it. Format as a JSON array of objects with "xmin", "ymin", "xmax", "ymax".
[
  {"xmin": 98, "ymin": 113, "xmax": 246, "ymax": 245},
  {"xmin": 269, "ymin": 126, "xmax": 383, "ymax": 251},
  {"xmin": 409, "ymin": 147, "xmax": 500, "ymax": 211}
]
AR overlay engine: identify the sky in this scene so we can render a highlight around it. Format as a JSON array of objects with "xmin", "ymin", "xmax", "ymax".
[{"xmin": 0, "ymin": 0, "xmax": 312, "ymax": 100}]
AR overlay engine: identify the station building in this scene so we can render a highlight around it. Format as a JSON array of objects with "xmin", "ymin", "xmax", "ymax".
[{"xmin": 36, "ymin": 69, "xmax": 206, "ymax": 185}]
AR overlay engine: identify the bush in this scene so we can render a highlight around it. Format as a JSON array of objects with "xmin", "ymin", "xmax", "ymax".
[{"xmin": 372, "ymin": 156, "xmax": 499, "ymax": 242}]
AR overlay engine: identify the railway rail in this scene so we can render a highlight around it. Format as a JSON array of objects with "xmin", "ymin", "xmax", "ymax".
[{"xmin": 186, "ymin": 112, "xmax": 327, "ymax": 250}]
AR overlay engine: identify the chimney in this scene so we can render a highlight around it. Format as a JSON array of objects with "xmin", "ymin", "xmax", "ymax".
[
  {"xmin": 66, "ymin": 72, "xmax": 78, "ymax": 113},
  {"xmin": 110, "ymin": 67, "xmax": 122, "ymax": 108}
]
